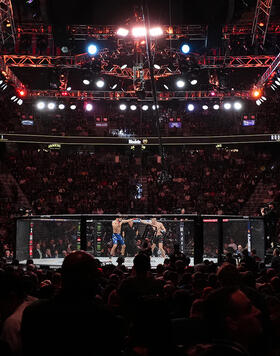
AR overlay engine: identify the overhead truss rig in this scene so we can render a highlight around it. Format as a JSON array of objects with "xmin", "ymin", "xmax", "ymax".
[{"xmin": 16, "ymin": 22, "xmax": 280, "ymax": 40}]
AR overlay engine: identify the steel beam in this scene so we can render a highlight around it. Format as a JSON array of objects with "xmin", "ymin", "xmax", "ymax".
[
  {"xmin": 251, "ymin": 0, "xmax": 274, "ymax": 45},
  {"xmin": 0, "ymin": 0, "xmax": 16, "ymax": 48}
]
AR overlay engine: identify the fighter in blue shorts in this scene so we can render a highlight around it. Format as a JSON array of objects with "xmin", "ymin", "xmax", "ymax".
[{"xmin": 111, "ymin": 216, "xmax": 133, "ymax": 256}]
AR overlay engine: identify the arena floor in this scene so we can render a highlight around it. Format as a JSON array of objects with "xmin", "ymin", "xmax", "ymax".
[{"xmin": 20, "ymin": 256, "xmax": 218, "ymax": 268}]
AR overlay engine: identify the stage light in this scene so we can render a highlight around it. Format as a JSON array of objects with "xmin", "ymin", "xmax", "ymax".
[
  {"xmin": 271, "ymin": 84, "xmax": 277, "ymax": 91},
  {"xmin": 150, "ymin": 27, "xmax": 163, "ymax": 37},
  {"xmin": 119, "ymin": 104, "xmax": 127, "ymax": 111},
  {"xmin": 96, "ymin": 79, "xmax": 105, "ymax": 88},
  {"xmin": 70, "ymin": 104, "xmax": 77, "ymax": 110},
  {"xmin": 202, "ymin": 105, "xmax": 209, "ymax": 110},
  {"xmin": 187, "ymin": 104, "xmax": 194, "ymax": 111},
  {"xmin": 37, "ymin": 101, "xmax": 45, "ymax": 110},
  {"xmin": 111, "ymin": 83, "xmax": 118, "ymax": 89},
  {"xmin": 18, "ymin": 88, "xmax": 27, "ymax": 97},
  {"xmin": 130, "ymin": 104, "xmax": 137, "ymax": 111},
  {"xmin": 87, "ymin": 44, "xmax": 98, "ymax": 55},
  {"xmin": 163, "ymin": 84, "xmax": 169, "ymax": 90},
  {"xmin": 152, "ymin": 104, "xmax": 159, "ymax": 110},
  {"xmin": 275, "ymin": 80, "xmax": 280, "ymax": 86},
  {"xmin": 176, "ymin": 79, "xmax": 185, "ymax": 88},
  {"xmin": 120, "ymin": 64, "xmax": 127, "ymax": 69},
  {"xmin": 83, "ymin": 79, "xmax": 90, "ymax": 85},
  {"xmin": 66, "ymin": 86, "xmax": 71, "ymax": 91},
  {"xmin": 256, "ymin": 100, "xmax": 261, "ymax": 106},
  {"xmin": 117, "ymin": 28, "xmax": 129, "ymax": 37},
  {"xmin": 252, "ymin": 89, "xmax": 261, "ymax": 98},
  {"xmin": 58, "ymin": 104, "xmax": 65, "ymax": 110},
  {"xmin": 181, "ymin": 44, "xmax": 190, "ymax": 54},
  {"xmin": 154, "ymin": 64, "xmax": 161, "ymax": 70},
  {"xmin": 10, "ymin": 95, "xmax": 16, "ymax": 101},
  {"xmin": 223, "ymin": 102, "xmax": 231, "ymax": 110},
  {"xmin": 85, "ymin": 103, "xmax": 93, "ymax": 111},
  {"xmin": 48, "ymin": 102, "xmax": 56, "ymax": 110},
  {"xmin": 213, "ymin": 104, "xmax": 220, "ymax": 110},
  {"xmin": 261, "ymin": 96, "xmax": 267, "ymax": 101},
  {"xmin": 17, "ymin": 99, "xmax": 23, "ymax": 106},
  {"xmin": 233, "ymin": 102, "xmax": 242, "ymax": 110},
  {"xmin": 142, "ymin": 105, "xmax": 149, "ymax": 111},
  {"xmin": 190, "ymin": 79, "xmax": 198, "ymax": 85},
  {"xmin": 132, "ymin": 27, "xmax": 146, "ymax": 37},
  {"xmin": 210, "ymin": 91, "xmax": 216, "ymax": 96}
]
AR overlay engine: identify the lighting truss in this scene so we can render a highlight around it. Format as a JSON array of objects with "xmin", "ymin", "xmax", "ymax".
[
  {"xmin": 256, "ymin": 51, "xmax": 280, "ymax": 88},
  {"xmin": 0, "ymin": 0, "xmax": 16, "ymax": 48},
  {"xmin": 25, "ymin": 89, "xmax": 250, "ymax": 100},
  {"xmin": 251, "ymin": 0, "xmax": 274, "ymax": 46}
]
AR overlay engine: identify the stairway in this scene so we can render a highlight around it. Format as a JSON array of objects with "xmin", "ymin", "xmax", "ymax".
[{"xmin": 240, "ymin": 180, "xmax": 273, "ymax": 216}]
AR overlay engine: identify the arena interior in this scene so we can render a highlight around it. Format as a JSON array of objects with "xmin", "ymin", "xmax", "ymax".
[{"xmin": 1, "ymin": 1, "xmax": 280, "ymax": 355}]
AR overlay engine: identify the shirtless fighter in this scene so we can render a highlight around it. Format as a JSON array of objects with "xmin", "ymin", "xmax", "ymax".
[
  {"xmin": 111, "ymin": 216, "xmax": 133, "ymax": 257},
  {"xmin": 141, "ymin": 217, "xmax": 166, "ymax": 258}
]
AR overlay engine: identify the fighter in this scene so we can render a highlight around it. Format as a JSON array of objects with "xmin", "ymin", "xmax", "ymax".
[
  {"xmin": 111, "ymin": 216, "xmax": 133, "ymax": 257},
  {"xmin": 141, "ymin": 217, "xmax": 166, "ymax": 258}
]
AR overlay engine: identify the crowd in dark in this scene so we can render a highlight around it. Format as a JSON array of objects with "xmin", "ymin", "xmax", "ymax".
[{"xmin": 1, "ymin": 248, "xmax": 280, "ymax": 356}]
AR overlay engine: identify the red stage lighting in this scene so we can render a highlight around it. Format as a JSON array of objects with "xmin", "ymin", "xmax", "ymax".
[
  {"xmin": 61, "ymin": 91, "xmax": 68, "ymax": 96},
  {"xmin": 18, "ymin": 88, "xmax": 27, "ymax": 97}
]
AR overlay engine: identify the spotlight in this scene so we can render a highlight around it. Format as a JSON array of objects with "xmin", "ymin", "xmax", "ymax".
[
  {"xmin": 152, "ymin": 104, "xmax": 159, "ymax": 110},
  {"xmin": 17, "ymin": 99, "xmax": 23, "ymax": 106},
  {"xmin": 70, "ymin": 104, "xmax": 77, "ymax": 110},
  {"xmin": 154, "ymin": 64, "xmax": 161, "ymax": 70},
  {"xmin": 149, "ymin": 27, "xmax": 163, "ymax": 37},
  {"xmin": 119, "ymin": 104, "xmax": 127, "ymax": 111},
  {"xmin": 111, "ymin": 83, "xmax": 118, "ymax": 89},
  {"xmin": 190, "ymin": 79, "xmax": 198, "ymax": 85},
  {"xmin": 187, "ymin": 104, "xmax": 195, "ymax": 112},
  {"xmin": 233, "ymin": 102, "xmax": 242, "ymax": 110},
  {"xmin": 120, "ymin": 64, "xmax": 127, "ymax": 69},
  {"xmin": 10, "ymin": 95, "xmax": 17, "ymax": 101},
  {"xmin": 83, "ymin": 79, "xmax": 90, "ymax": 85},
  {"xmin": 132, "ymin": 27, "xmax": 146, "ymax": 37},
  {"xmin": 252, "ymin": 89, "xmax": 261, "ymax": 98},
  {"xmin": 181, "ymin": 44, "xmax": 190, "ymax": 54},
  {"xmin": 66, "ymin": 86, "xmax": 72, "ymax": 91},
  {"xmin": 117, "ymin": 28, "xmax": 129, "ymax": 37},
  {"xmin": 18, "ymin": 88, "xmax": 27, "ymax": 97},
  {"xmin": 261, "ymin": 96, "xmax": 267, "ymax": 101},
  {"xmin": 202, "ymin": 105, "xmax": 209, "ymax": 110},
  {"xmin": 85, "ymin": 103, "xmax": 93, "ymax": 111},
  {"xmin": 176, "ymin": 79, "xmax": 185, "ymax": 88},
  {"xmin": 37, "ymin": 101, "xmax": 45, "ymax": 110},
  {"xmin": 275, "ymin": 80, "xmax": 280, "ymax": 86},
  {"xmin": 142, "ymin": 105, "xmax": 149, "ymax": 111},
  {"xmin": 48, "ymin": 102, "xmax": 56, "ymax": 110},
  {"xmin": 213, "ymin": 104, "xmax": 220, "ymax": 110},
  {"xmin": 58, "ymin": 104, "xmax": 65, "ymax": 110},
  {"xmin": 130, "ymin": 104, "xmax": 137, "ymax": 111},
  {"xmin": 87, "ymin": 44, "xmax": 98, "ymax": 55},
  {"xmin": 163, "ymin": 84, "xmax": 169, "ymax": 90},
  {"xmin": 96, "ymin": 79, "xmax": 105, "ymax": 88},
  {"xmin": 223, "ymin": 102, "xmax": 231, "ymax": 110},
  {"xmin": 256, "ymin": 100, "xmax": 261, "ymax": 106}
]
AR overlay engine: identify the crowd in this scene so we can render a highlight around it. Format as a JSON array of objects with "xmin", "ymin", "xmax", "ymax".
[{"xmin": 1, "ymin": 248, "xmax": 280, "ymax": 356}]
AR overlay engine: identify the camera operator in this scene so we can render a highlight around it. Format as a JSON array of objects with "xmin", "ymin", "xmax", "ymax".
[{"xmin": 261, "ymin": 202, "xmax": 278, "ymax": 248}]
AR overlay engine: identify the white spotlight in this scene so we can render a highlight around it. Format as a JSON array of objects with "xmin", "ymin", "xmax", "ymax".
[
  {"xmin": 58, "ymin": 104, "xmax": 65, "ymax": 110},
  {"xmin": 17, "ymin": 99, "xmax": 23, "ymax": 106},
  {"xmin": 117, "ymin": 28, "xmax": 129, "ymax": 37},
  {"xmin": 10, "ymin": 95, "xmax": 16, "ymax": 101},
  {"xmin": 83, "ymin": 79, "xmax": 90, "ymax": 85},
  {"xmin": 213, "ymin": 104, "xmax": 220, "ymax": 110},
  {"xmin": 132, "ymin": 27, "xmax": 146, "ymax": 37},
  {"xmin": 37, "ymin": 101, "xmax": 45, "ymax": 110},
  {"xmin": 154, "ymin": 64, "xmax": 161, "ymax": 70},
  {"xmin": 275, "ymin": 80, "xmax": 280, "ymax": 86},
  {"xmin": 70, "ymin": 104, "xmax": 77, "ymax": 110},
  {"xmin": 223, "ymin": 102, "xmax": 231, "ymax": 110},
  {"xmin": 111, "ymin": 83, "xmax": 118, "ymax": 89},
  {"xmin": 256, "ymin": 100, "xmax": 261, "ymax": 106},
  {"xmin": 261, "ymin": 96, "xmax": 267, "ymax": 101},
  {"xmin": 190, "ymin": 79, "xmax": 198, "ymax": 85},
  {"xmin": 66, "ymin": 86, "xmax": 72, "ymax": 91},
  {"xmin": 176, "ymin": 79, "xmax": 185, "ymax": 88},
  {"xmin": 187, "ymin": 104, "xmax": 195, "ymax": 112},
  {"xmin": 96, "ymin": 79, "xmax": 105, "ymax": 88},
  {"xmin": 130, "ymin": 104, "xmax": 137, "ymax": 111},
  {"xmin": 152, "ymin": 104, "xmax": 159, "ymax": 110},
  {"xmin": 202, "ymin": 105, "xmax": 209, "ymax": 110},
  {"xmin": 87, "ymin": 44, "xmax": 98, "ymax": 55},
  {"xmin": 142, "ymin": 105, "xmax": 149, "ymax": 111},
  {"xmin": 163, "ymin": 84, "xmax": 169, "ymax": 90},
  {"xmin": 85, "ymin": 103, "xmax": 93, "ymax": 112},
  {"xmin": 48, "ymin": 102, "xmax": 56, "ymax": 110},
  {"xmin": 119, "ymin": 104, "xmax": 127, "ymax": 111},
  {"xmin": 120, "ymin": 64, "xmax": 127, "ymax": 70},
  {"xmin": 233, "ymin": 102, "xmax": 242, "ymax": 110},
  {"xmin": 150, "ymin": 27, "xmax": 163, "ymax": 37}
]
